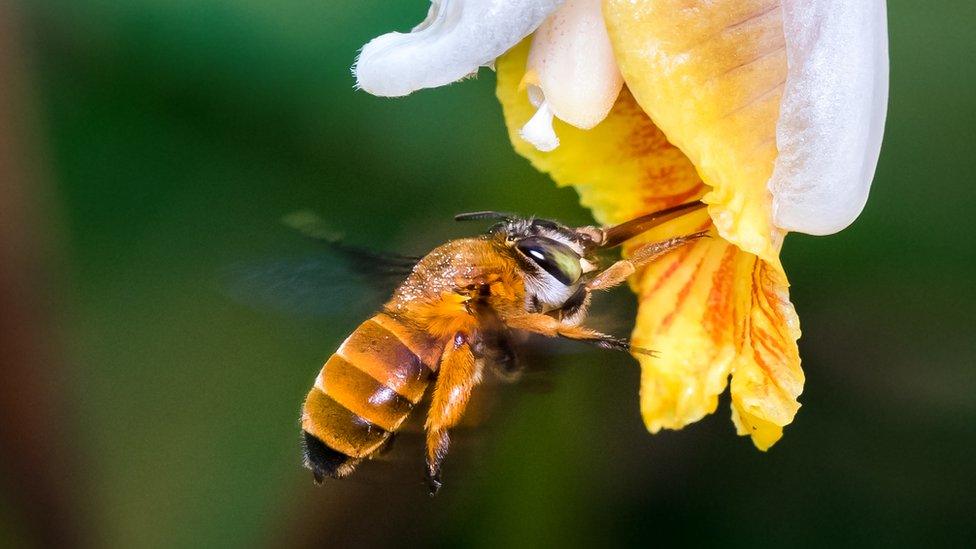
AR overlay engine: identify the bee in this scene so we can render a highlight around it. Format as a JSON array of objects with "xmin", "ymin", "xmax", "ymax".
[{"xmin": 299, "ymin": 201, "xmax": 707, "ymax": 494}]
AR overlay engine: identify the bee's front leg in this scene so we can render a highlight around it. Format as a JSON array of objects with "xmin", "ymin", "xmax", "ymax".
[
  {"xmin": 586, "ymin": 232, "xmax": 709, "ymax": 292},
  {"xmin": 425, "ymin": 333, "xmax": 482, "ymax": 495}
]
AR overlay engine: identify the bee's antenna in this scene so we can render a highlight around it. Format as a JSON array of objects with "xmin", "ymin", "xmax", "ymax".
[{"xmin": 454, "ymin": 211, "xmax": 513, "ymax": 222}]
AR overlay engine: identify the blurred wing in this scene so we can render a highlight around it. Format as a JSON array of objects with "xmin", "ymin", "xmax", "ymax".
[
  {"xmin": 282, "ymin": 210, "xmax": 421, "ymax": 275},
  {"xmin": 222, "ymin": 211, "xmax": 419, "ymax": 318},
  {"xmin": 222, "ymin": 254, "xmax": 412, "ymax": 318}
]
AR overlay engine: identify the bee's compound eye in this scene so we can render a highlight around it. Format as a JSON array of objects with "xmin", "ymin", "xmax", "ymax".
[{"xmin": 516, "ymin": 237, "xmax": 582, "ymax": 286}]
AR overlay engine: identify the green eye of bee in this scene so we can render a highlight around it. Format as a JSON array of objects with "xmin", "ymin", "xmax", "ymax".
[{"xmin": 516, "ymin": 237, "xmax": 582, "ymax": 286}]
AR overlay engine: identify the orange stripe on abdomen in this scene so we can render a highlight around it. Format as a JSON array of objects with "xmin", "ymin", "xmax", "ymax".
[
  {"xmin": 301, "ymin": 314, "xmax": 438, "ymax": 467},
  {"xmin": 302, "ymin": 388, "xmax": 388, "ymax": 458},
  {"xmin": 336, "ymin": 315, "xmax": 435, "ymax": 403},
  {"xmin": 317, "ymin": 354, "xmax": 414, "ymax": 431}
]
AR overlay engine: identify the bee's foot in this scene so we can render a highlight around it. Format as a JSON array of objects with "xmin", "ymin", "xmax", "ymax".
[
  {"xmin": 593, "ymin": 335, "xmax": 631, "ymax": 353},
  {"xmin": 426, "ymin": 470, "xmax": 443, "ymax": 497}
]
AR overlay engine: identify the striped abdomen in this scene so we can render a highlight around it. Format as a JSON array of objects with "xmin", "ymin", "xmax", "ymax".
[{"xmin": 301, "ymin": 313, "xmax": 437, "ymax": 481}]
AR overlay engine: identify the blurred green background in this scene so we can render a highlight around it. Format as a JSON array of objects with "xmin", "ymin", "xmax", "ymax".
[{"xmin": 2, "ymin": 0, "xmax": 974, "ymax": 547}]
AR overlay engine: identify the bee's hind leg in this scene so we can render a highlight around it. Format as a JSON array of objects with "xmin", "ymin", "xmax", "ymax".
[{"xmin": 425, "ymin": 334, "xmax": 482, "ymax": 495}]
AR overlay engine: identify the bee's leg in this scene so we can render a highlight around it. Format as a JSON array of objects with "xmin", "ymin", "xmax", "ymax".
[
  {"xmin": 468, "ymin": 296, "xmax": 522, "ymax": 380},
  {"xmin": 492, "ymin": 332, "xmax": 520, "ymax": 378},
  {"xmin": 476, "ymin": 330, "xmax": 523, "ymax": 382},
  {"xmin": 586, "ymin": 232, "xmax": 709, "ymax": 292},
  {"xmin": 505, "ymin": 312, "xmax": 651, "ymax": 356},
  {"xmin": 425, "ymin": 333, "xmax": 482, "ymax": 495}
]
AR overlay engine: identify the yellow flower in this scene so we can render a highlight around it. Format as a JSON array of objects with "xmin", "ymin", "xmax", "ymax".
[{"xmin": 355, "ymin": 0, "xmax": 889, "ymax": 449}]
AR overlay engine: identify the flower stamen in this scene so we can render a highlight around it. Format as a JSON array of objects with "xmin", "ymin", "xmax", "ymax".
[{"xmin": 519, "ymin": 98, "xmax": 559, "ymax": 152}]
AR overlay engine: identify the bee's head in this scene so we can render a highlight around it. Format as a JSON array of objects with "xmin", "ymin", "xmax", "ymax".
[{"xmin": 455, "ymin": 211, "xmax": 599, "ymax": 312}]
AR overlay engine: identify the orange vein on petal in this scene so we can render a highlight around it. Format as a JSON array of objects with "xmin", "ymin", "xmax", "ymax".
[
  {"xmin": 603, "ymin": 0, "xmax": 788, "ymax": 266},
  {"xmin": 730, "ymin": 259, "xmax": 803, "ymax": 450},
  {"xmin": 634, "ymin": 231, "xmax": 738, "ymax": 431},
  {"xmin": 704, "ymin": 245, "xmax": 739, "ymax": 345},
  {"xmin": 658, "ymin": 254, "xmax": 706, "ymax": 333}
]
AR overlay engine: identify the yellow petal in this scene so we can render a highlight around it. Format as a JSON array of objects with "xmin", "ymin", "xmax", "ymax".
[
  {"xmin": 629, "ymin": 208, "xmax": 741, "ymax": 431},
  {"xmin": 631, "ymin": 209, "xmax": 802, "ymax": 449},
  {"xmin": 730, "ymin": 256, "xmax": 804, "ymax": 450},
  {"xmin": 603, "ymin": 0, "xmax": 788, "ymax": 265},
  {"xmin": 496, "ymin": 40, "xmax": 704, "ymax": 225}
]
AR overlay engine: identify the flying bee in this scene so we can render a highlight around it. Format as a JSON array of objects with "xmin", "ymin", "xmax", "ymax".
[{"xmin": 297, "ymin": 201, "xmax": 708, "ymax": 494}]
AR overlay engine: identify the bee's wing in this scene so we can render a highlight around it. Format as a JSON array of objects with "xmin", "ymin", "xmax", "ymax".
[
  {"xmin": 221, "ymin": 215, "xmax": 419, "ymax": 318},
  {"xmin": 222, "ymin": 254, "xmax": 412, "ymax": 318}
]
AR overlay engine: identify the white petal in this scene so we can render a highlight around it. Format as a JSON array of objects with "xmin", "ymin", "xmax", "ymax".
[
  {"xmin": 525, "ymin": 0, "xmax": 622, "ymax": 130},
  {"xmin": 354, "ymin": 0, "xmax": 563, "ymax": 97},
  {"xmin": 768, "ymin": 0, "xmax": 889, "ymax": 235}
]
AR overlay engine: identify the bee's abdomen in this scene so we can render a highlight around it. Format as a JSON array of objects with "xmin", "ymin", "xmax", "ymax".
[{"xmin": 301, "ymin": 314, "xmax": 435, "ymax": 480}]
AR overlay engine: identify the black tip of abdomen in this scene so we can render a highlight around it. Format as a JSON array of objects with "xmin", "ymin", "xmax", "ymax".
[{"xmin": 302, "ymin": 431, "xmax": 360, "ymax": 482}]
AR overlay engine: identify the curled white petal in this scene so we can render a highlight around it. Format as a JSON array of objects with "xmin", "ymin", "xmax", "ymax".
[
  {"xmin": 355, "ymin": 0, "xmax": 563, "ymax": 97},
  {"xmin": 519, "ymin": 100, "xmax": 560, "ymax": 151},
  {"xmin": 768, "ymin": 0, "xmax": 889, "ymax": 235},
  {"xmin": 524, "ymin": 0, "xmax": 623, "ymax": 131}
]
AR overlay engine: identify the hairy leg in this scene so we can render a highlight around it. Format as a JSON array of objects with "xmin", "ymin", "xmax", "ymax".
[
  {"xmin": 504, "ymin": 312, "xmax": 640, "ymax": 354},
  {"xmin": 468, "ymin": 297, "xmax": 521, "ymax": 379},
  {"xmin": 586, "ymin": 232, "xmax": 709, "ymax": 292},
  {"xmin": 425, "ymin": 334, "xmax": 482, "ymax": 494}
]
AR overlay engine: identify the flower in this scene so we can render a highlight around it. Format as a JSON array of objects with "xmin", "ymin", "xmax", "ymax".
[{"xmin": 354, "ymin": 0, "xmax": 889, "ymax": 450}]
